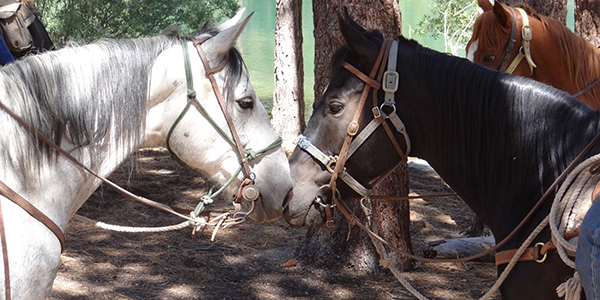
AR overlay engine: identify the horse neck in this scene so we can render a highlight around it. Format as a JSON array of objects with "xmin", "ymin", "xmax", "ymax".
[
  {"xmin": 531, "ymin": 18, "xmax": 600, "ymax": 108},
  {"xmin": 403, "ymin": 52, "xmax": 600, "ymax": 241}
]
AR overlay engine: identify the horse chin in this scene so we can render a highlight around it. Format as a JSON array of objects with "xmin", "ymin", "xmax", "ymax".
[
  {"xmin": 283, "ymin": 182, "xmax": 327, "ymax": 227},
  {"xmin": 245, "ymin": 195, "xmax": 285, "ymax": 223}
]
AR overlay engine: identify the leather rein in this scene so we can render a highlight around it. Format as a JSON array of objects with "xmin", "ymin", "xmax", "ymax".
[
  {"xmin": 298, "ymin": 37, "xmax": 600, "ymax": 266},
  {"xmin": 0, "ymin": 34, "xmax": 278, "ymax": 300}
]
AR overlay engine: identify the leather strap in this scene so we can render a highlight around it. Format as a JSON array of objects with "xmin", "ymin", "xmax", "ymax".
[
  {"xmin": 191, "ymin": 39, "xmax": 253, "ymax": 178},
  {"xmin": 498, "ymin": 7, "xmax": 518, "ymax": 72},
  {"xmin": 495, "ymin": 228, "xmax": 580, "ymax": 266},
  {"xmin": 0, "ymin": 198, "xmax": 10, "ymax": 300},
  {"xmin": 505, "ymin": 8, "xmax": 536, "ymax": 75},
  {"xmin": 0, "ymin": 180, "xmax": 65, "ymax": 252},
  {"xmin": 330, "ymin": 39, "xmax": 392, "ymax": 196}
]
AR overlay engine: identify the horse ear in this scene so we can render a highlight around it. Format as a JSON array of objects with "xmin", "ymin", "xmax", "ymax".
[
  {"xmin": 216, "ymin": 7, "xmax": 247, "ymax": 32},
  {"xmin": 338, "ymin": 9, "xmax": 378, "ymax": 59},
  {"xmin": 202, "ymin": 12, "xmax": 252, "ymax": 61},
  {"xmin": 342, "ymin": 7, "xmax": 367, "ymax": 34},
  {"xmin": 492, "ymin": 1, "xmax": 511, "ymax": 28},
  {"xmin": 478, "ymin": 0, "xmax": 493, "ymax": 11}
]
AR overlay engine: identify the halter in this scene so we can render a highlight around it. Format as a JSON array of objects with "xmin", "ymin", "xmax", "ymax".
[
  {"xmin": 297, "ymin": 38, "xmax": 411, "ymax": 230},
  {"xmin": 167, "ymin": 37, "xmax": 283, "ymax": 216},
  {"xmin": 498, "ymin": 7, "xmax": 537, "ymax": 75}
]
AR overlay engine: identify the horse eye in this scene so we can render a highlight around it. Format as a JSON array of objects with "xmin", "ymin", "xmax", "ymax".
[
  {"xmin": 483, "ymin": 54, "xmax": 496, "ymax": 63},
  {"xmin": 237, "ymin": 97, "xmax": 254, "ymax": 109},
  {"xmin": 329, "ymin": 102, "xmax": 344, "ymax": 114}
]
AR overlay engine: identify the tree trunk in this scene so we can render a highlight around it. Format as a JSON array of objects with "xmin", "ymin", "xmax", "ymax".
[
  {"xmin": 298, "ymin": 0, "xmax": 413, "ymax": 273},
  {"xmin": 273, "ymin": 0, "xmax": 305, "ymax": 153},
  {"xmin": 503, "ymin": 0, "xmax": 568, "ymax": 25},
  {"xmin": 575, "ymin": 0, "xmax": 600, "ymax": 48}
]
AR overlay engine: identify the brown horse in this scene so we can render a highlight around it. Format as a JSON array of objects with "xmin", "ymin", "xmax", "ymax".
[{"xmin": 466, "ymin": 0, "xmax": 600, "ymax": 108}]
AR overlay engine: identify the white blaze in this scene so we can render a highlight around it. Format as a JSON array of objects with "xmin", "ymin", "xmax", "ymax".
[{"xmin": 467, "ymin": 40, "xmax": 478, "ymax": 62}]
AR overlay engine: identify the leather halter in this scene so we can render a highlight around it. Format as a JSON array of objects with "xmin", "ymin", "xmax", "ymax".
[
  {"xmin": 498, "ymin": 7, "xmax": 537, "ymax": 75},
  {"xmin": 297, "ymin": 38, "xmax": 411, "ymax": 230}
]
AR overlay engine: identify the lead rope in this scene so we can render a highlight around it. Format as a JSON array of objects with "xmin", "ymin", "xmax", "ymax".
[{"xmin": 548, "ymin": 154, "xmax": 600, "ymax": 300}]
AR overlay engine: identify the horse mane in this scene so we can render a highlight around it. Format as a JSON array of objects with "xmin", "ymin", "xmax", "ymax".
[
  {"xmin": 515, "ymin": 4, "xmax": 600, "ymax": 95},
  {"xmin": 413, "ymin": 44, "xmax": 600, "ymax": 200},
  {"xmin": 0, "ymin": 24, "xmax": 246, "ymax": 178}
]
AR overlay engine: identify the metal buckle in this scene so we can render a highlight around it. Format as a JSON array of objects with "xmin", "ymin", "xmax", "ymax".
[
  {"xmin": 325, "ymin": 155, "xmax": 345, "ymax": 174},
  {"xmin": 522, "ymin": 25, "xmax": 533, "ymax": 41},
  {"xmin": 534, "ymin": 242, "xmax": 547, "ymax": 263},
  {"xmin": 372, "ymin": 106, "xmax": 382, "ymax": 119},
  {"xmin": 347, "ymin": 121, "xmax": 359, "ymax": 136},
  {"xmin": 382, "ymin": 71, "xmax": 399, "ymax": 93}
]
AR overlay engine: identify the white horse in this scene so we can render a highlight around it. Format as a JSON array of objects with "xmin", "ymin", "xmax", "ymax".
[{"xmin": 0, "ymin": 10, "xmax": 292, "ymax": 300}]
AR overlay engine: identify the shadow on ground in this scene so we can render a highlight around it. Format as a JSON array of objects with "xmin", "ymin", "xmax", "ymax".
[{"xmin": 50, "ymin": 150, "xmax": 497, "ymax": 300}]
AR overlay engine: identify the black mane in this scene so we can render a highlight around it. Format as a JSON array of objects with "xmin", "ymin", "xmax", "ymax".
[{"xmin": 405, "ymin": 42, "xmax": 600, "ymax": 235}]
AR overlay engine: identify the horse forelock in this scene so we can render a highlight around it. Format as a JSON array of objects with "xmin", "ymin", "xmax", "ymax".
[{"xmin": 0, "ymin": 34, "xmax": 180, "ymax": 178}]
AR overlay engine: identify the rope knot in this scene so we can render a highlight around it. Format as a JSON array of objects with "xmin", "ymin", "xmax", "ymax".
[
  {"xmin": 245, "ymin": 149, "xmax": 258, "ymax": 160},
  {"xmin": 201, "ymin": 195, "xmax": 213, "ymax": 205},
  {"xmin": 187, "ymin": 89, "xmax": 197, "ymax": 99}
]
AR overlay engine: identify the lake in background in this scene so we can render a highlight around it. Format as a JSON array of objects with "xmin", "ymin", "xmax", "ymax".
[{"xmin": 236, "ymin": 0, "xmax": 575, "ymax": 113}]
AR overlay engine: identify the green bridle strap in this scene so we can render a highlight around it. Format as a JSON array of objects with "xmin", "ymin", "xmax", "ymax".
[{"xmin": 169, "ymin": 38, "xmax": 283, "ymax": 219}]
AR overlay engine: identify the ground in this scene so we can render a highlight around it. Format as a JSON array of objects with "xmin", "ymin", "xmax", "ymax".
[{"xmin": 50, "ymin": 149, "xmax": 499, "ymax": 300}]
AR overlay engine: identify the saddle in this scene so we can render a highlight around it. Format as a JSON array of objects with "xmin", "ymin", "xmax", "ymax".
[{"xmin": 0, "ymin": 0, "xmax": 34, "ymax": 53}]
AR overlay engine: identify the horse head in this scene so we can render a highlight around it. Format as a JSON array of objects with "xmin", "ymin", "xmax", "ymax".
[
  {"xmin": 144, "ymin": 11, "xmax": 293, "ymax": 223},
  {"xmin": 467, "ymin": 1, "xmax": 542, "ymax": 76},
  {"xmin": 284, "ymin": 11, "xmax": 412, "ymax": 227}
]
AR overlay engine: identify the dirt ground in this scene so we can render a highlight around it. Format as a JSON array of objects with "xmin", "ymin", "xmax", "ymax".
[{"xmin": 49, "ymin": 149, "xmax": 499, "ymax": 300}]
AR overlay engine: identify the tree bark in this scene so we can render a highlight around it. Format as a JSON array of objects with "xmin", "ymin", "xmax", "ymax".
[
  {"xmin": 273, "ymin": 0, "xmax": 306, "ymax": 153},
  {"xmin": 575, "ymin": 0, "xmax": 600, "ymax": 48},
  {"xmin": 503, "ymin": 0, "xmax": 568, "ymax": 25},
  {"xmin": 299, "ymin": 0, "xmax": 413, "ymax": 273}
]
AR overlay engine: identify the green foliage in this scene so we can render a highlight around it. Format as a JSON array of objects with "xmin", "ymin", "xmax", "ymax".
[
  {"xmin": 35, "ymin": 0, "xmax": 239, "ymax": 46},
  {"xmin": 415, "ymin": 0, "xmax": 479, "ymax": 55}
]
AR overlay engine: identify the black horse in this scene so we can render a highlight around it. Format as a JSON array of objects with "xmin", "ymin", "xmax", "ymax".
[{"xmin": 284, "ymin": 12, "xmax": 600, "ymax": 300}]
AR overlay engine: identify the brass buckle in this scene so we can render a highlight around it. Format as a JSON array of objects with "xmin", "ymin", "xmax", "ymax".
[
  {"xmin": 534, "ymin": 242, "xmax": 547, "ymax": 263},
  {"xmin": 326, "ymin": 155, "xmax": 345, "ymax": 173},
  {"xmin": 347, "ymin": 121, "xmax": 359, "ymax": 136}
]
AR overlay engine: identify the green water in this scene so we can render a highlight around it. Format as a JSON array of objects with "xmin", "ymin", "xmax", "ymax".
[
  {"xmin": 236, "ymin": 0, "xmax": 576, "ymax": 112},
  {"xmin": 236, "ymin": 0, "xmax": 457, "ymax": 111},
  {"xmin": 237, "ymin": 0, "xmax": 314, "ymax": 111}
]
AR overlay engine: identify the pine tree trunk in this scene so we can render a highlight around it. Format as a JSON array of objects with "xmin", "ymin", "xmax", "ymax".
[
  {"xmin": 575, "ymin": 0, "xmax": 600, "ymax": 48},
  {"xmin": 273, "ymin": 0, "xmax": 305, "ymax": 153},
  {"xmin": 503, "ymin": 0, "xmax": 568, "ymax": 25},
  {"xmin": 299, "ymin": 0, "xmax": 413, "ymax": 273}
]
